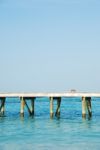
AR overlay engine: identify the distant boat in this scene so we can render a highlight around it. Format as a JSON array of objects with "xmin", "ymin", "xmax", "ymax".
[{"xmin": 70, "ymin": 89, "xmax": 77, "ymax": 93}]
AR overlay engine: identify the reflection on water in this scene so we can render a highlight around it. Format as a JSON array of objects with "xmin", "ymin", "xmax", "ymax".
[{"xmin": 0, "ymin": 98, "xmax": 100, "ymax": 150}]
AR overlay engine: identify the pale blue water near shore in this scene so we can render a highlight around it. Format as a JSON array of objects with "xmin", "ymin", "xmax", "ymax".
[{"xmin": 0, "ymin": 98, "xmax": 100, "ymax": 150}]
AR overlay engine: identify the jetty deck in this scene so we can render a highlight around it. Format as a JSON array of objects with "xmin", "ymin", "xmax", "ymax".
[
  {"xmin": 0, "ymin": 92, "xmax": 100, "ymax": 118},
  {"xmin": 0, "ymin": 92, "xmax": 100, "ymax": 97}
]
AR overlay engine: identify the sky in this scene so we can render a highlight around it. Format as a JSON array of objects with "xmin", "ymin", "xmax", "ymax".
[{"xmin": 0, "ymin": 0, "xmax": 100, "ymax": 92}]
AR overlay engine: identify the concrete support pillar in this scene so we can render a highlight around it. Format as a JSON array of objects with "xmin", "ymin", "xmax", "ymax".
[
  {"xmin": 82, "ymin": 97, "xmax": 92, "ymax": 119},
  {"xmin": 86, "ymin": 97, "xmax": 92, "ymax": 118},
  {"xmin": 31, "ymin": 98, "xmax": 35, "ymax": 116},
  {"xmin": 0, "ymin": 98, "xmax": 5, "ymax": 116},
  {"xmin": 82, "ymin": 97, "xmax": 86, "ymax": 118},
  {"xmin": 50, "ymin": 97, "xmax": 54, "ymax": 118},
  {"xmin": 55, "ymin": 97, "xmax": 61, "ymax": 117},
  {"xmin": 20, "ymin": 97, "xmax": 25, "ymax": 117}
]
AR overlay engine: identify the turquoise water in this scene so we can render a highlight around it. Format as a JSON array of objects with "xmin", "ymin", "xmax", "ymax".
[{"xmin": 0, "ymin": 98, "xmax": 100, "ymax": 150}]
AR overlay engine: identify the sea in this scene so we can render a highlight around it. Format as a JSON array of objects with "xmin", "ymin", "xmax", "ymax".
[{"xmin": 0, "ymin": 97, "xmax": 100, "ymax": 150}]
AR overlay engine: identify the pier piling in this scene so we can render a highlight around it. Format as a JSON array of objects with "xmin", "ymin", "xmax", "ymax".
[
  {"xmin": 24, "ymin": 99, "xmax": 32, "ymax": 116},
  {"xmin": 82, "ymin": 97, "xmax": 92, "ymax": 118},
  {"xmin": 86, "ymin": 97, "xmax": 92, "ymax": 118},
  {"xmin": 0, "ymin": 92, "xmax": 96, "ymax": 118},
  {"xmin": 20, "ymin": 97, "xmax": 35, "ymax": 117},
  {"xmin": 0, "ymin": 98, "xmax": 5, "ymax": 116},
  {"xmin": 82, "ymin": 97, "xmax": 86, "ymax": 118},
  {"xmin": 20, "ymin": 97, "xmax": 25, "ymax": 117},
  {"xmin": 50, "ymin": 97, "xmax": 54, "ymax": 118},
  {"xmin": 55, "ymin": 97, "xmax": 61, "ymax": 117},
  {"xmin": 31, "ymin": 98, "xmax": 35, "ymax": 116}
]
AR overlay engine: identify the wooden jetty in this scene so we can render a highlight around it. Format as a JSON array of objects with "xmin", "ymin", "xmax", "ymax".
[{"xmin": 0, "ymin": 92, "xmax": 100, "ymax": 118}]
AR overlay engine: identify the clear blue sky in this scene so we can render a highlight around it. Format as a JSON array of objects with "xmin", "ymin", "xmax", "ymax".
[{"xmin": 0, "ymin": 0, "xmax": 100, "ymax": 92}]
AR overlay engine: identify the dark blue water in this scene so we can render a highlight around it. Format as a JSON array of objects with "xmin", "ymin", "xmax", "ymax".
[{"xmin": 0, "ymin": 98, "xmax": 100, "ymax": 150}]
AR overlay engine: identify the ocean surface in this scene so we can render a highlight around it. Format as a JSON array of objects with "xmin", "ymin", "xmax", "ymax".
[{"xmin": 0, "ymin": 97, "xmax": 100, "ymax": 150}]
